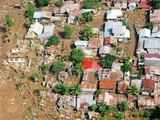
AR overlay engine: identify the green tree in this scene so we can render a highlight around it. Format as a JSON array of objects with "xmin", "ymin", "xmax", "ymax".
[
  {"xmin": 45, "ymin": 36, "xmax": 60, "ymax": 47},
  {"xmin": 50, "ymin": 61, "xmax": 65, "ymax": 74},
  {"xmin": 70, "ymin": 85, "xmax": 81, "ymax": 96},
  {"xmin": 72, "ymin": 63, "xmax": 83, "ymax": 76},
  {"xmin": 80, "ymin": 25, "xmax": 95, "ymax": 41},
  {"xmin": 115, "ymin": 112, "xmax": 124, "ymax": 120},
  {"xmin": 150, "ymin": 106, "xmax": 160, "ymax": 119},
  {"xmin": 35, "ymin": 0, "xmax": 49, "ymax": 7},
  {"xmin": 79, "ymin": 12, "xmax": 93, "ymax": 23},
  {"xmin": 4, "ymin": 15, "xmax": 15, "ymax": 31},
  {"xmin": 101, "ymin": 54, "xmax": 116, "ymax": 69},
  {"xmin": 128, "ymin": 85, "xmax": 140, "ymax": 96},
  {"xmin": 53, "ymin": 83, "xmax": 70, "ymax": 95},
  {"xmin": 152, "ymin": 0, "xmax": 160, "ymax": 9},
  {"xmin": 121, "ymin": 58, "xmax": 132, "ymax": 73},
  {"xmin": 70, "ymin": 48, "xmax": 84, "ymax": 64},
  {"xmin": 117, "ymin": 101, "xmax": 128, "ymax": 112},
  {"xmin": 83, "ymin": 0, "xmax": 101, "ymax": 9},
  {"xmin": 63, "ymin": 25, "xmax": 75, "ymax": 39},
  {"xmin": 26, "ymin": 3, "xmax": 36, "ymax": 25},
  {"xmin": 30, "ymin": 72, "xmax": 41, "ymax": 82},
  {"xmin": 55, "ymin": 0, "xmax": 64, "ymax": 7}
]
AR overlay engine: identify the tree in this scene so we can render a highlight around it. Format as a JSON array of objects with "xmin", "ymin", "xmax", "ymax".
[
  {"xmin": 80, "ymin": 25, "xmax": 95, "ymax": 41},
  {"xmin": 83, "ymin": 0, "xmax": 101, "ymax": 9},
  {"xmin": 152, "ymin": 0, "xmax": 160, "ymax": 9},
  {"xmin": 50, "ymin": 61, "xmax": 65, "ymax": 74},
  {"xmin": 79, "ymin": 12, "xmax": 93, "ymax": 23},
  {"xmin": 45, "ymin": 36, "xmax": 60, "ymax": 47},
  {"xmin": 128, "ymin": 85, "xmax": 140, "ymax": 96},
  {"xmin": 4, "ymin": 15, "xmax": 15, "ymax": 31},
  {"xmin": 117, "ymin": 101, "xmax": 128, "ymax": 112},
  {"xmin": 150, "ymin": 106, "xmax": 160, "ymax": 119},
  {"xmin": 53, "ymin": 83, "xmax": 70, "ymax": 95},
  {"xmin": 115, "ymin": 112, "xmax": 124, "ymax": 120},
  {"xmin": 100, "ymin": 54, "xmax": 116, "ymax": 69},
  {"xmin": 72, "ymin": 63, "xmax": 83, "ymax": 76},
  {"xmin": 55, "ymin": 0, "xmax": 64, "ymax": 7},
  {"xmin": 70, "ymin": 48, "xmax": 84, "ymax": 64},
  {"xmin": 70, "ymin": 85, "xmax": 81, "ymax": 96},
  {"xmin": 63, "ymin": 25, "xmax": 75, "ymax": 39},
  {"xmin": 121, "ymin": 58, "xmax": 132, "ymax": 73},
  {"xmin": 26, "ymin": 3, "xmax": 36, "ymax": 25},
  {"xmin": 35, "ymin": 0, "xmax": 49, "ymax": 7},
  {"xmin": 30, "ymin": 72, "xmax": 41, "ymax": 82}
]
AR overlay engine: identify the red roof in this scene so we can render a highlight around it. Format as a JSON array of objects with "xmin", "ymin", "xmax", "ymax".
[
  {"xmin": 82, "ymin": 58, "xmax": 101, "ymax": 71},
  {"xmin": 143, "ymin": 79, "xmax": 155, "ymax": 92},
  {"xmin": 99, "ymin": 80, "xmax": 117, "ymax": 91},
  {"xmin": 139, "ymin": 0, "xmax": 151, "ymax": 11}
]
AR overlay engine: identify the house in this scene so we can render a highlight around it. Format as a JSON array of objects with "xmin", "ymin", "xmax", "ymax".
[
  {"xmin": 74, "ymin": 40, "xmax": 88, "ymax": 48},
  {"xmin": 99, "ymin": 79, "xmax": 117, "ymax": 93},
  {"xmin": 88, "ymin": 38, "xmax": 101, "ymax": 49},
  {"xmin": 144, "ymin": 53, "xmax": 160, "ymax": 67},
  {"xmin": 82, "ymin": 58, "xmax": 101, "ymax": 72},
  {"xmin": 142, "ymin": 79, "xmax": 155, "ymax": 96},
  {"xmin": 99, "ymin": 45, "xmax": 112, "ymax": 57},
  {"xmin": 80, "ymin": 81, "xmax": 97, "ymax": 93},
  {"xmin": 82, "ymin": 48, "xmax": 97, "ymax": 57},
  {"xmin": 138, "ymin": 96, "xmax": 155, "ymax": 108},
  {"xmin": 106, "ymin": 9, "xmax": 123, "ymax": 20},
  {"xmin": 98, "ymin": 69, "xmax": 110, "ymax": 80},
  {"xmin": 104, "ymin": 21, "xmax": 130, "ymax": 41},
  {"xmin": 128, "ymin": 1, "xmax": 137, "ymax": 11},
  {"xmin": 103, "ymin": 37, "xmax": 117, "ymax": 45},
  {"xmin": 139, "ymin": 28, "xmax": 151, "ymax": 38},
  {"xmin": 118, "ymin": 80, "xmax": 129, "ymax": 94},
  {"xmin": 139, "ymin": 0, "xmax": 151, "ymax": 11},
  {"xmin": 82, "ymin": 70, "xmax": 98, "ymax": 82},
  {"xmin": 33, "ymin": 11, "xmax": 52, "ymax": 20},
  {"xmin": 114, "ymin": 0, "xmax": 128, "ymax": 9},
  {"xmin": 150, "ymin": 10, "xmax": 160, "ymax": 24}
]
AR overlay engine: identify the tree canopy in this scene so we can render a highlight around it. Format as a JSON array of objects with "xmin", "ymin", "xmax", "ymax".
[
  {"xmin": 152, "ymin": 0, "xmax": 160, "ymax": 9},
  {"xmin": 128, "ymin": 85, "xmax": 140, "ymax": 96},
  {"xmin": 50, "ymin": 61, "xmax": 65, "ymax": 74},
  {"xmin": 70, "ymin": 48, "xmax": 84, "ymax": 64},
  {"xmin": 45, "ymin": 36, "xmax": 60, "ymax": 47},
  {"xmin": 26, "ymin": 3, "xmax": 36, "ymax": 24},
  {"xmin": 83, "ymin": 0, "xmax": 101, "ymax": 9},
  {"xmin": 4, "ymin": 15, "xmax": 15, "ymax": 31},
  {"xmin": 117, "ymin": 101, "xmax": 129, "ymax": 112},
  {"xmin": 54, "ymin": 0, "xmax": 64, "ymax": 7},
  {"xmin": 100, "ymin": 54, "xmax": 116, "ymax": 69},
  {"xmin": 35, "ymin": 0, "xmax": 49, "ymax": 7},
  {"xmin": 62, "ymin": 25, "xmax": 75, "ymax": 39},
  {"xmin": 121, "ymin": 57, "xmax": 132, "ymax": 73},
  {"xmin": 80, "ymin": 25, "xmax": 95, "ymax": 41},
  {"xmin": 78, "ymin": 12, "xmax": 93, "ymax": 23}
]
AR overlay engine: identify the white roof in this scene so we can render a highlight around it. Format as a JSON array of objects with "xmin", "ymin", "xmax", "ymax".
[
  {"xmin": 104, "ymin": 21, "xmax": 130, "ymax": 39},
  {"xmin": 33, "ymin": 11, "xmax": 52, "ymax": 19},
  {"xmin": 139, "ymin": 28, "xmax": 151, "ymax": 38},
  {"xmin": 29, "ymin": 22, "xmax": 43, "ymax": 35},
  {"xmin": 74, "ymin": 40, "xmax": 88, "ymax": 47},
  {"xmin": 107, "ymin": 9, "xmax": 123, "ymax": 20},
  {"xmin": 144, "ymin": 38, "xmax": 160, "ymax": 49}
]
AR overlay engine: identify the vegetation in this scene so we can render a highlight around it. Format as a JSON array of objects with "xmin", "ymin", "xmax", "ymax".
[
  {"xmin": 72, "ymin": 63, "xmax": 83, "ymax": 76},
  {"xmin": 53, "ymin": 84, "xmax": 81, "ymax": 95},
  {"xmin": 114, "ymin": 112, "xmax": 124, "ymax": 120},
  {"xmin": 45, "ymin": 36, "xmax": 60, "ymax": 47},
  {"xmin": 90, "ymin": 102, "xmax": 111, "ymax": 115},
  {"xmin": 50, "ymin": 61, "xmax": 65, "ymax": 74},
  {"xmin": 117, "ymin": 101, "xmax": 129, "ymax": 112},
  {"xmin": 54, "ymin": 0, "xmax": 64, "ymax": 7},
  {"xmin": 78, "ymin": 12, "xmax": 93, "ymax": 23},
  {"xmin": 83, "ymin": 0, "xmax": 101, "ymax": 9},
  {"xmin": 100, "ymin": 54, "xmax": 116, "ymax": 69},
  {"xmin": 128, "ymin": 85, "xmax": 140, "ymax": 96},
  {"xmin": 62, "ymin": 25, "xmax": 75, "ymax": 39},
  {"xmin": 121, "ymin": 57, "xmax": 132, "ymax": 73},
  {"xmin": 26, "ymin": 3, "xmax": 36, "ymax": 25},
  {"xmin": 40, "ymin": 64, "xmax": 49, "ymax": 74},
  {"xmin": 4, "ymin": 15, "xmax": 15, "ymax": 31},
  {"xmin": 35, "ymin": 0, "xmax": 49, "ymax": 7},
  {"xmin": 80, "ymin": 25, "xmax": 95, "ymax": 41},
  {"xmin": 30, "ymin": 72, "xmax": 41, "ymax": 82},
  {"xmin": 152, "ymin": 0, "xmax": 160, "ymax": 9},
  {"xmin": 70, "ymin": 48, "xmax": 84, "ymax": 64}
]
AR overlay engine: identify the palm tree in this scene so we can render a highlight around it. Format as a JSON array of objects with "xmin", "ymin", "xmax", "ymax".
[{"xmin": 128, "ymin": 85, "xmax": 139, "ymax": 96}]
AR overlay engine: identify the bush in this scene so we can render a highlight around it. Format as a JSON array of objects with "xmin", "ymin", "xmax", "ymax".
[
  {"xmin": 45, "ymin": 36, "xmax": 60, "ymax": 47},
  {"xmin": 72, "ymin": 63, "xmax": 83, "ymax": 76},
  {"xmin": 121, "ymin": 57, "xmax": 132, "ymax": 72},
  {"xmin": 40, "ymin": 64, "xmax": 49, "ymax": 74},
  {"xmin": 35, "ymin": 0, "xmax": 49, "ymax": 7},
  {"xmin": 50, "ymin": 61, "xmax": 65, "ymax": 74},
  {"xmin": 4, "ymin": 15, "xmax": 15, "ymax": 31},
  {"xmin": 62, "ymin": 25, "xmax": 75, "ymax": 39},
  {"xmin": 152, "ymin": 0, "xmax": 160, "ymax": 9},
  {"xmin": 117, "ymin": 101, "xmax": 128, "ymax": 112},
  {"xmin": 100, "ymin": 54, "xmax": 116, "ymax": 69},
  {"xmin": 30, "ymin": 72, "xmax": 41, "ymax": 82},
  {"xmin": 55, "ymin": 0, "xmax": 64, "ymax": 7},
  {"xmin": 79, "ymin": 12, "xmax": 93, "ymax": 23}
]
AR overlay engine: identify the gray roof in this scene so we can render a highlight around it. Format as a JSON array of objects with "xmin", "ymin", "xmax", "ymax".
[{"xmin": 144, "ymin": 38, "xmax": 160, "ymax": 49}]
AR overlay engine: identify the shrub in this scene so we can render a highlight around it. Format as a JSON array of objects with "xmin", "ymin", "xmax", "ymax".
[
  {"xmin": 35, "ymin": 0, "xmax": 49, "ymax": 7},
  {"xmin": 45, "ymin": 36, "xmax": 60, "ymax": 47},
  {"xmin": 50, "ymin": 61, "xmax": 65, "ymax": 74}
]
